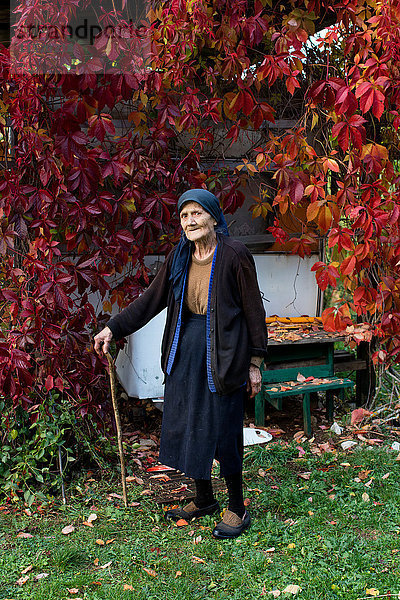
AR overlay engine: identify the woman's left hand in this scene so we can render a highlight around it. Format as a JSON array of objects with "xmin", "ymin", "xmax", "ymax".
[{"xmin": 247, "ymin": 364, "xmax": 262, "ymax": 398}]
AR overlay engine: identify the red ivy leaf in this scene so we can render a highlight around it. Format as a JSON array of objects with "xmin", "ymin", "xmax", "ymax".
[{"xmin": 45, "ymin": 375, "xmax": 54, "ymax": 391}]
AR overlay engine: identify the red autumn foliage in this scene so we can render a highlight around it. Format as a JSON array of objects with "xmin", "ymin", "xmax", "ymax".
[{"xmin": 1, "ymin": 0, "xmax": 400, "ymax": 419}]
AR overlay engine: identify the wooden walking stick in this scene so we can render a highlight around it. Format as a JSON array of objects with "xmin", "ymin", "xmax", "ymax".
[{"xmin": 106, "ymin": 352, "xmax": 128, "ymax": 508}]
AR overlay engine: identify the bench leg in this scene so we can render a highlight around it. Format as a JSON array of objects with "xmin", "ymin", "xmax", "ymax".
[
  {"xmin": 326, "ymin": 389, "xmax": 334, "ymax": 422},
  {"xmin": 302, "ymin": 393, "xmax": 312, "ymax": 437},
  {"xmin": 255, "ymin": 391, "xmax": 265, "ymax": 427}
]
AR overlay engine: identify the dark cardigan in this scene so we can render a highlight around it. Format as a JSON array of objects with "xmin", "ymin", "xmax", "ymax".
[{"xmin": 107, "ymin": 235, "xmax": 268, "ymax": 395}]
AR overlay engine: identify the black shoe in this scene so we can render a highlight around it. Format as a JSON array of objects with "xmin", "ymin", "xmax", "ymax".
[
  {"xmin": 164, "ymin": 500, "xmax": 220, "ymax": 522},
  {"xmin": 212, "ymin": 510, "xmax": 251, "ymax": 539}
]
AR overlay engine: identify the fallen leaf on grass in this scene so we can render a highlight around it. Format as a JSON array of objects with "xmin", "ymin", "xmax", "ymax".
[
  {"xmin": 146, "ymin": 464, "xmax": 174, "ymax": 472},
  {"xmin": 34, "ymin": 573, "xmax": 49, "ymax": 580},
  {"xmin": 99, "ymin": 561, "xmax": 113, "ymax": 569},
  {"xmin": 95, "ymin": 539, "xmax": 105, "ymax": 546},
  {"xmin": 319, "ymin": 442, "xmax": 333, "ymax": 453},
  {"xmin": 351, "ymin": 408, "xmax": 371, "ymax": 426},
  {"xmin": 123, "ymin": 584, "xmax": 134, "ymax": 590},
  {"xmin": 17, "ymin": 532, "xmax": 33, "ymax": 538},
  {"xmin": 244, "ymin": 498, "xmax": 251, "ymax": 506},
  {"xmin": 67, "ymin": 589, "xmax": 80, "ymax": 594},
  {"xmin": 126, "ymin": 475, "xmax": 144, "ymax": 485},
  {"xmin": 192, "ymin": 556, "xmax": 205, "ymax": 563},
  {"xmin": 83, "ymin": 513, "xmax": 98, "ymax": 527},
  {"xmin": 268, "ymin": 591, "xmax": 281, "ymax": 597},
  {"xmin": 106, "ymin": 539, "xmax": 115, "ymax": 545},
  {"xmin": 143, "ymin": 567, "xmax": 156, "ymax": 577},
  {"xmin": 298, "ymin": 472, "xmax": 311, "ymax": 480},
  {"xmin": 21, "ymin": 565, "xmax": 33, "ymax": 574},
  {"xmin": 282, "ymin": 584, "xmax": 302, "ymax": 595},
  {"xmin": 175, "ymin": 571, "xmax": 182, "ymax": 578},
  {"xmin": 170, "ymin": 485, "xmax": 187, "ymax": 494},
  {"xmin": 310, "ymin": 446, "xmax": 322, "ymax": 455},
  {"xmin": 67, "ymin": 598, "xmax": 83, "ymax": 600},
  {"xmin": 193, "ymin": 536, "xmax": 202, "ymax": 544},
  {"xmin": 365, "ymin": 589, "xmax": 380, "ymax": 596},
  {"xmin": 267, "ymin": 428, "xmax": 285, "ymax": 436},
  {"xmin": 149, "ymin": 474, "xmax": 171, "ymax": 482},
  {"xmin": 362, "ymin": 492, "xmax": 370, "ymax": 502},
  {"xmin": 358, "ymin": 469, "xmax": 371, "ymax": 480},
  {"xmin": 175, "ymin": 519, "xmax": 188, "ymax": 527},
  {"xmin": 16, "ymin": 575, "xmax": 29, "ymax": 586},
  {"xmin": 107, "ymin": 493, "xmax": 123, "ymax": 501},
  {"xmin": 61, "ymin": 525, "xmax": 75, "ymax": 535},
  {"xmin": 382, "ymin": 472, "xmax": 390, "ymax": 480},
  {"xmin": 139, "ymin": 438, "xmax": 157, "ymax": 447},
  {"xmin": 297, "ymin": 446, "xmax": 306, "ymax": 457},
  {"xmin": 258, "ymin": 468, "xmax": 266, "ymax": 477}
]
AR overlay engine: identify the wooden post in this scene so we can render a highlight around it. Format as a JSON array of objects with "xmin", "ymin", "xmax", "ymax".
[{"xmin": 106, "ymin": 352, "xmax": 128, "ymax": 508}]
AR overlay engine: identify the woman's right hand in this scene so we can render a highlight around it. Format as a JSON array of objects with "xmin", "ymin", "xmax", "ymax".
[{"xmin": 94, "ymin": 326, "xmax": 113, "ymax": 357}]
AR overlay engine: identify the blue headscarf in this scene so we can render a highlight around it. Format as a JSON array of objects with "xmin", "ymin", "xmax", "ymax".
[{"xmin": 169, "ymin": 189, "xmax": 229, "ymax": 302}]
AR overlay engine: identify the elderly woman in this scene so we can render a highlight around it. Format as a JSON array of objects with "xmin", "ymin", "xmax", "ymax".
[{"xmin": 94, "ymin": 189, "xmax": 267, "ymax": 539}]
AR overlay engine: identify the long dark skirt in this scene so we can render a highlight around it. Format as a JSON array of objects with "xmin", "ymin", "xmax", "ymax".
[{"xmin": 159, "ymin": 313, "xmax": 244, "ymax": 480}]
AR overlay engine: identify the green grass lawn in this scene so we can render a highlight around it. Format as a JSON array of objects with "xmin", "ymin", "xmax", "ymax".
[{"xmin": 1, "ymin": 441, "xmax": 400, "ymax": 600}]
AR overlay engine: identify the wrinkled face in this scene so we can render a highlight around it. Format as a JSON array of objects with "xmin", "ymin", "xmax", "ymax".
[{"xmin": 180, "ymin": 201, "xmax": 217, "ymax": 243}]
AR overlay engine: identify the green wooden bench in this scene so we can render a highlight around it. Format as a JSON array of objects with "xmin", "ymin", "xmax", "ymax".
[
  {"xmin": 255, "ymin": 376, "xmax": 354, "ymax": 436},
  {"xmin": 255, "ymin": 336, "xmax": 355, "ymax": 436}
]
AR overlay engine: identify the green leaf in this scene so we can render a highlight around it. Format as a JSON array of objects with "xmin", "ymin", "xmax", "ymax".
[{"xmin": 24, "ymin": 490, "xmax": 35, "ymax": 506}]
